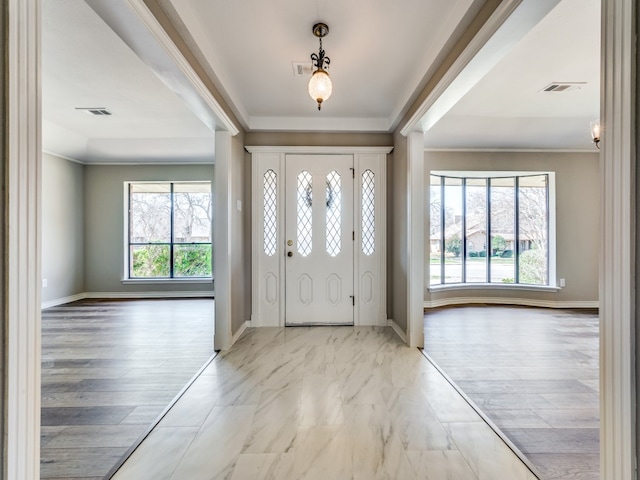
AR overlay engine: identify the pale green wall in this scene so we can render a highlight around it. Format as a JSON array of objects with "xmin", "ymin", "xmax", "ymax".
[
  {"xmin": 42, "ymin": 153, "xmax": 85, "ymax": 303},
  {"xmin": 425, "ymin": 151, "xmax": 599, "ymax": 303},
  {"xmin": 84, "ymin": 164, "xmax": 214, "ymax": 294}
]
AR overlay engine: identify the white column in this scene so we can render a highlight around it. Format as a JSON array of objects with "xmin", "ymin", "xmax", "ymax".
[
  {"xmin": 6, "ymin": 0, "xmax": 42, "ymax": 478},
  {"xmin": 407, "ymin": 131, "xmax": 425, "ymax": 348},
  {"xmin": 214, "ymin": 131, "xmax": 232, "ymax": 350},
  {"xmin": 600, "ymin": 0, "xmax": 636, "ymax": 478}
]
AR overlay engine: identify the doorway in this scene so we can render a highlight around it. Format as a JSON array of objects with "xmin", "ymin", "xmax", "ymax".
[{"xmin": 249, "ymin": 146, "xmax": 389, "ymax": 329}]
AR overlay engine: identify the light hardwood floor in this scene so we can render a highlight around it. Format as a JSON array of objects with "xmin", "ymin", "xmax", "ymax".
[
  {"xmin": 111, "ymin": 326, "xmax": 537, "ymax": 480},
  {"xmin": 424, "ymin": 306, "xmax": 599, "ymax": 480},
  {"xmin": 41, "ymin": 299, "xmax": 215, "ymax": 479}
]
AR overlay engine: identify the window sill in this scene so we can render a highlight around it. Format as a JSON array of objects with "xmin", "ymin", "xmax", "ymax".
[
  {"xmin": 122, "ymin": 278, "xmax": 213, "ymax": 285},
  {"xmin": 428, "ymin": 283, "xmax": 560, "ymax": 293}
]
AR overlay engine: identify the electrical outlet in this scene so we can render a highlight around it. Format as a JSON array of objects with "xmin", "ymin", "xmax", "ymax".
[
  {"xmin": 42, "ymin": 279, "xmax": 48, "ymax": 288},
  {"xmin": 559, "ymin": 278, "xmax": 566, "ymax": 287}
]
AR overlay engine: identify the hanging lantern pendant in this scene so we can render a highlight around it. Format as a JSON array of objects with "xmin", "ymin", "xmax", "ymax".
[{"xmin": 309, "ymin": 23, "xmax": 332, "ymax": 111}]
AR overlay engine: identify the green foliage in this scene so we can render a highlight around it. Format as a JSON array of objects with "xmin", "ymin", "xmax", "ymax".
[
  {"xmin": 445, "ymin": 233, "xmax": 461, "ymax": 257},
  {"xmin": 501, "ymin": 277, "xmax": 515, "ymax": 284},
  {"xmin": 174, "ymin": 245, "xmax": 212, "ymax": 277},
  {"xmin": 519, "ymin": 248, "xmax": 547, "ymax": 284},
  {"xmin": 132, "ymin": 245, "xmax": 170, "ymax": 277},
  {"xmin": 131, "ymin": 244, "xmax": 212, "ymax": 278},
  {"xmin": 492, "ymin": 235, "xmax": 507, "ymax": 253}
]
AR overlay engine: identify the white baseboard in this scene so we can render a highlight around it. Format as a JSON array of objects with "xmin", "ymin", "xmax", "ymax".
[
  {"xmin": 232, "ymin": 321, "xmax": 250, "ymax": 345},
  {"xmin": 387, "ymin": 318, "xmax": 408, "ymax": 343},
  {"xmin": 42, "ymin": 290, "xmax": 214, "ymax": 308},
  {"xmin": 84, "ymin": 291, "xmax": 214, "ymax": 300},
  {"xmin": 41, "ymin": 293, "xmax": 87, "ymax": 309},
  {"xmin": 424, "ymin": 297, "xmax": 599, "ymax": 309}
]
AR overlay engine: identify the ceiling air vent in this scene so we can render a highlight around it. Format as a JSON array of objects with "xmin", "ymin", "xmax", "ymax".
[
  {"xmin": 540, "ymin": 82, "xmax": 586, "ymax": 93},
  {"xmin": 75, "ymin": 107, "xmax": 112, "ymax": 116},
  {"xmin": 292, "ymin": 62, "xmax": 313, "ymax": 77}
]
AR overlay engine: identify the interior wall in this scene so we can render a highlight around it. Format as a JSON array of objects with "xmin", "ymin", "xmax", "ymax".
[
  {"xmin": 244, "ymin": 131, "xmax": 393, "ymax": 147},
  {"xmin": 389, "ymin": 131, "xmax": 409, "ymax": 330},
  {"xmin": 231, "ymin": 130, "xmax": 250, "ymax": 335},
  {"xmin": 83, "ymin": 163, "xmax": 215, "ymax": 294},
  {"xmin": 42, "ymin": 153, "xmax": 85, "ymax": 304},
  {"xmin": 425, "ymin": 150, "xmax": 599, "ymax": 304}
]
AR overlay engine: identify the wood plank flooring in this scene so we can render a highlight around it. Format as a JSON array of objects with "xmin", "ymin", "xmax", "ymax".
[
  {"xmin": 424, "ymin": 306, "xmax": 599, "ymax": 480},
  {"xmin": 41, "ymin": 299, "xmax": 215, "ymax": 479},
  {"xmin": 111, "ymin": 326, "xmax": 538, "ymax": 480}
]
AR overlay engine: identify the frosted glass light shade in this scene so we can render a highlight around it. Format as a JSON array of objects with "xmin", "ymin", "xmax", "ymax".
[
  {"xmin": 590, "ymin": 119, "xmax": 600, "ymax": 140},
  {"xmin": 308, "ymin": 69, "xmax": 332, "ymax": 110}
]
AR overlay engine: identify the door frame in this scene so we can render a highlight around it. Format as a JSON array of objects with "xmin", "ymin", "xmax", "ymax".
[{"xmin": 248, "ymin": 146, "xmax": 391, "ymax": 329}]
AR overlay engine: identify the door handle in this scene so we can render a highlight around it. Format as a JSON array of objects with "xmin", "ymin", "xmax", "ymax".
[{"xmin": 287, "ymin": 251, "xmax": 293, "ymax": 257}]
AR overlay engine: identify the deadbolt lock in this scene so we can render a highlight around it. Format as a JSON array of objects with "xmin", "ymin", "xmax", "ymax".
[{"xmin": 287, "ymin": 240, "xmax": 293, "ymax": 246}]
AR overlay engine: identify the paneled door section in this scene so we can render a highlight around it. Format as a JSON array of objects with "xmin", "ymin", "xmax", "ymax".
[{"xmin": 285, "ymin": 155, "xmax": 354, "ymax": 325}]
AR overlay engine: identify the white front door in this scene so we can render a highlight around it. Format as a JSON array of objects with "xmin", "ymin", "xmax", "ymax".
[{"xmin": 284, "ymin": 154, "xmax": 354, "ymax": 325}]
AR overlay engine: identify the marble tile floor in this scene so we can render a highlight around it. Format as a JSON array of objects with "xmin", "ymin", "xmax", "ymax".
[
  {"xmin": 112, "ymin": 326, "xmax": 538, "ymax": 480},
  {"xmin": 41, "ymin": 299, "xmax": 215, "ymax": 479},
  {"xmin": 424, "ymin": 306, "xmax": 599, "ymax": 480}
]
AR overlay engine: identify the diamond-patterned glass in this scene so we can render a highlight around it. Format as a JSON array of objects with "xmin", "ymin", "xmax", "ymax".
[
  {"xmin": 263, "ymin": 169, "xmax": 277, "ymax": 256},
  {"xmin": 362, "ymin": 170, "xmax": 375, "ymax": 255},
  {"xmin": 326, "ymin": 171, "xmax": 342, "ymax": 257},
  {"xmin": 297, "ymin": 171, "xmax": 313, "ymax": 256}
]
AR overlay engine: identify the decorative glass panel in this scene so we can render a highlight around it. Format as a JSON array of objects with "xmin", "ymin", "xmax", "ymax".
[
  {"xmin": 297, "ymin": 170, "xmax": 313, "ymax": 256},
  {"xmin": 326, "ymin": 171, "xmax": 342, "ymax": 256},
  {"xmin": 362, "ymin": 170, "xmax": 375, "ymax": 256},
  {"xmin": 263, "ymin": 170, "xmax": 277, "ymax": 256}
]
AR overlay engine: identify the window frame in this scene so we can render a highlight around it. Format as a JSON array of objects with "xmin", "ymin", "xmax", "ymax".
[
  {"xmin": 124, "ymin": 181, "xmax": 213, "ymax": 281},
  {"xmin": 428, "ymin": 170, "xmax": 557, "ymax": 291}
]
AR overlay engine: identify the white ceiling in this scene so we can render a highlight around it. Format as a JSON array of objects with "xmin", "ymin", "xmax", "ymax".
[
  {"xmin": 423, "ymin": 0, "xmax": 600, "ymax": 150},
  {"xmin": 41, "ymin": 0, "xmax": 600, "ymax": 163},
  {"xmin": 42, "ymin": 0, "xmax": 215, "ymax": 163},
  {"xmin": 161, "ymin": 0, "xmax": 479, "ymax": 132}
]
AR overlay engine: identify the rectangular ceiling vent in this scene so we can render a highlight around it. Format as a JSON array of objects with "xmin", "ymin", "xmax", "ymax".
[
  {"xmin": 540, "ymin": 82, "xmax": 586, "ymax": 93},
  {"xmin": 292, "ymin": 62, "xmax": 313, "ymax": 77},
  {"xmin": 75, "ymin": 107, "xmax": 112, "ymax": 116}
]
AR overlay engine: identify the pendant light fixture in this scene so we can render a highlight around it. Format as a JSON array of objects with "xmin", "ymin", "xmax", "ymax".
[{"xmin": 309, "ymin": 22, "xmax": 332, "ymax": 111}]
